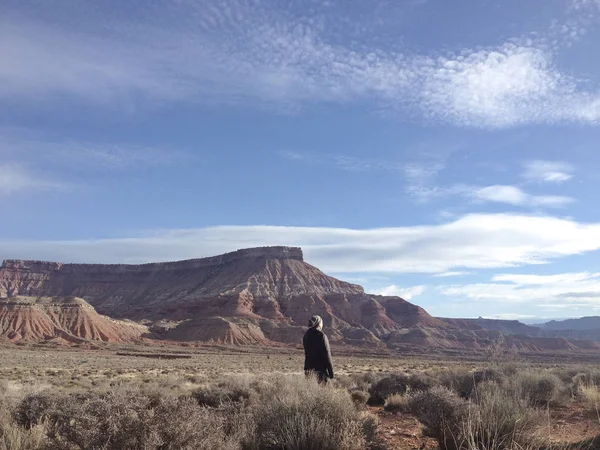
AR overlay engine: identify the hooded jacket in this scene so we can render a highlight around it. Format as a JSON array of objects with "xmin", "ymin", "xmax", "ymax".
[{"xmin": 303, "ymin": 327, "xmax": 334, "ymax": 379}]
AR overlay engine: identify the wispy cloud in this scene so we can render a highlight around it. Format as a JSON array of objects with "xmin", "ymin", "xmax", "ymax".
[
  {"xmin": 403, "ymin": 161, "xmax": 446, "ymax": 202},
  {"xmin": 432, "ymin": 271, "xmax": 473, "ymax": 278},
  {"xmin": 1, "ymin": 1, "xmax": 599, "ymax": 127},
  {"xmin": 3, "ymin": 213, "xmax": 600, "ymax": 274},
  {"xmin": 280, "ymin": 151, "xmax": 448, "ymax": 202},
  {"xmin": 470, "ymin": 185, "xmax": 574, "ymax": 208},
  {"xmin": 0, "ymin": 165, "xmax": 65, "ymax": 195},
  {"xmin": 482, "ymin": 313, "xmax": 538, "ymax": 320},
  {"xmin": 440, "ymin": 271, "xmax": 600, "ymax": 309},
  {"xmin": 0, "ymin": 130, "xmax": 184, "ymax": 170},
  {"xmin": 374, "ymin": 285, "xmax": 426, "ymax": 299},
  {"xmin": 279, "ymin": 151, "xmax": 404, "ymax": 172},
  {"xmin": 522, "ymin": 160, "xmax": 574, "ymax": 183}
]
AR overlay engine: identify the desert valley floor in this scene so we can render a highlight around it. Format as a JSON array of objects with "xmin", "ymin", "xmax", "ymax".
[{"xmin": 3, "ymin": 343, "xmax": 600, "ymax": 449}]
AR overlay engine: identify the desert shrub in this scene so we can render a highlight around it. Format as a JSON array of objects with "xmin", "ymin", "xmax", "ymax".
[
  {"xmin": 408, "ymin": 387, "xmax": 469, "ymax": 450},
  {"xmin": 410, "ymin": 382, "xmax": 543, "ymax": 450},
  {"xmin": 39, "ymin": 388, "xmax": 239, "ymax": 450},
  {"xmin": 368, "ymin": 374, "xmax": 410, "ymax": 406},
  {"xmin": 193, "ymin": 385, "xmax": 251, "ymax": 407},
  {"xmin": 437, "ymin": 369, "xmax": 504, "ymax": 400},
  {"xmin": 242, "ymin": 374, "xmax": 374, "ymax": 450},
  {"xmin": 464, "ymin": 381, "xmax": 542, "ymax": 450},
  {"xmin": 368, "ymin": 373, "xmax": 435, "ymax": 406},
  {"xmin": 192, "ymin": 375, "xmax": 256, "ymax": 407},
  {"xmin": 383, "ymin": 394, "xmax": 409, "ymax": 413},
  {"xmin": 13, "ymin": 393, "xmax": 58, "ymax": 428},
  {"xmin": 350, "ymin": 390, "xmax": 370, "ymax": 408},
  {"xmin": 516, "ymin": 372, "xmax": 565, "ymax": 407}
]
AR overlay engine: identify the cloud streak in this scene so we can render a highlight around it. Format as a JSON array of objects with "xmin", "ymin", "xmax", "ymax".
[
  {"xmin": 1, "ymin": 1, "xmax": 599, "ymax": 127},
  {"xmin": 470, "ymin": 185, "xmax": 574, "ymax": 208},
  {"xmin": 374, "ymin": 285, "xmax": 426, "ymax": 299},
  {"xmin": 522, "ymin": 160, "xmax": 574, "ymax": 183},
  {"xmin": 2, "ymin": 213, "xmax": 600, "ymax": 275},
  {"xmin": 0, "ymin": 130, "xmax": 185, "ymax": 170},
  {"xmin": 440, "ymin": 271, "xmax": 600, "ymax": 309},
  {"xmin": 0, "ymin": 165, "xmax": 65, "ymax": 195}
]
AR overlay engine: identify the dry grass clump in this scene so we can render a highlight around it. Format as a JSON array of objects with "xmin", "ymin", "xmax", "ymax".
[
  {"xmin": 579, "ymin": 383, "xmax": 600, "ymax": 406},
  {"xmin": 464, "ymin": 381, "xmax": 543, "ymax": 450},
  {"xmin": 350, "ymin": 390, "xmax": 371, "ymax": 408},
  {"xmin": 515, "ymin": 372, "xmax": 567, "ymax": 407},
  {"xmin": 408, "ymin": 381, "xmax": 544, "ymax": 450},
  {"xmin": 0, "ymin": 422, "xmax": 47, "ymax": 450},
  {"xmin": 241, "ymin": 374, "xmax": 384, "ymax": 450},
  {"xmin": 383, "ymin": 393, "xmax": 410, "ymax": 413}
]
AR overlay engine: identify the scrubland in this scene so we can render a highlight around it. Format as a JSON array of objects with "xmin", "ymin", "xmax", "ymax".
[{"xmin": 2, "ymin": 346, "xmax": 600, "ymax": 449}]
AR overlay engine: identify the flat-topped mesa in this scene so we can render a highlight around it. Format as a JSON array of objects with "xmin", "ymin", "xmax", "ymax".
[{"xmin": 1, "ymin": 246, "xmax": 304, "ymax": 273}]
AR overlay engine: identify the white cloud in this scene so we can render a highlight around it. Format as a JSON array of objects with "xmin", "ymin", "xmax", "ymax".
[
  {"xmin": 522, "ymin": 161, "xmax": 573, "ymax": 183},
  {"xmin": 3, "ymin": 214, "xmax": 600, "ymax": 274},
  {"xmin": 1, "ymin": 2, "xmax": 599, "ymax": 128},
  {"xmin": 374, "ymin": 285, "xmax": 426, "ymax": 299},
  {"xmin": 471, "ymin": 185, "xmax": 574, "ymax": 208},
  {"xmin": 418, "ymin": 44, "xmax": 600, "ymax": 127},
  {"xmin": 482, "ymin": 314, "xmax": 538, "ymax": 320},
  {"xmin": 0, "ymin": 165, "xmax": 64, "ymax": 195},
  {"xmin": 433, "ymin": 271, "xmax": 473, "ymax": 278},
  {"xmin": 440, "ymin": 272, "xmax": 600, "ymax": 308}
]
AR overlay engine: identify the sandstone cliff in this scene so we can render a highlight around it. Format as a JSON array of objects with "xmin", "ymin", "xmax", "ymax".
[{"xmin": 0, "ymin": 247, "xmax": 443, "ymax": 345}]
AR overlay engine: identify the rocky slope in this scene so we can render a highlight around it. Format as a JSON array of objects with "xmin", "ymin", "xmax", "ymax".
[{"xmin": 0, "ymin": 296, "xmax": 147, "ymax": 343}]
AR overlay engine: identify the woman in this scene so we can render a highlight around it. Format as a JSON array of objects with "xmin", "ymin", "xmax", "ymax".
[{"xmin": 303, "ymin": 315, "xmax": 334, "ymax": 384}]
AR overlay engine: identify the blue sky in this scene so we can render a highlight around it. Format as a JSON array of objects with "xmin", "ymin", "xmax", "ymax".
[{"xmin": 1, "ymin": 0, "xmax": 600, "ymax": 320}]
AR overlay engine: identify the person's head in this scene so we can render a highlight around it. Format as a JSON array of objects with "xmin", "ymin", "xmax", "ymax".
[{"xmin": 308, "ymin": 315, "xmax": 323, "ymax": 331}]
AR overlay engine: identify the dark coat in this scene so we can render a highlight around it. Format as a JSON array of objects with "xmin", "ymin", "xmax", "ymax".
[{"xmin": 303, "ymin": 327, "xmax": 334, "ymax": 379}]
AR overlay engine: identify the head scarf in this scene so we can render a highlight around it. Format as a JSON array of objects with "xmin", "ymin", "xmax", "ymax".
[{"xmin": 308, "ymin": 315, "xmax": 323, "ymax": 331}]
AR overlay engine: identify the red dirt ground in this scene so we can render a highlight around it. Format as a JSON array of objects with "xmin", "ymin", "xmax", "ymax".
[{"xmin": 373, "ymin": 402, "xmax": 600, "ymax": 449}]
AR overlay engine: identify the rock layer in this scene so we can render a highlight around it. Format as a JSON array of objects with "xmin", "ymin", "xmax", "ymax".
[{"xmin": 0, "ymin": 296, "xmax": 147, "ymax": 343}]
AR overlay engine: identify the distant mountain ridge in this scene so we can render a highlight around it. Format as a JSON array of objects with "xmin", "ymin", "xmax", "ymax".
[{"xmin": 539, "ymin": 316, "xmax": 600, "ymax": 331}]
